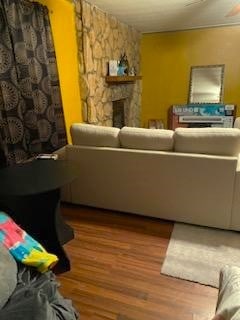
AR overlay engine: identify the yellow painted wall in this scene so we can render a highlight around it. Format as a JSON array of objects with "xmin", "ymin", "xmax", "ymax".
[
  {"xmin": 141, "ymin": 26, "xmax": 240, "ymax": 128},
  {"xmin": 37, "ymin": 0, "xmax": 82, "ymax": 142}
]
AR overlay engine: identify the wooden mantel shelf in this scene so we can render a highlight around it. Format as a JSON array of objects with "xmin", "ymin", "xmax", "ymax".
[{"xmin": 105, "ymin": 75, "xmax": 142, "ymax": 84}]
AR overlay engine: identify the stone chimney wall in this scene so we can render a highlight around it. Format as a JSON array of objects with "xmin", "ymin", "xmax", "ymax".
[{"xmin": 75, "ymin": 0, "xmax": 142, "ymax": 126}]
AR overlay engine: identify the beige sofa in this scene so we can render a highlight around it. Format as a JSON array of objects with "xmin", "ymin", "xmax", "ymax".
[{"xmin": 55, "ymin": 124, "xmax": 240, "ymax": 231}]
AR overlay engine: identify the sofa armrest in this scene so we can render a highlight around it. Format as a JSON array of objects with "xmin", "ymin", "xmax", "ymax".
[
  {"xmin": 52, "ymin": 146, "xmax": 72, "ymax": 202},
  {"xmin": 230, "ymin": 155, "xmax": 240, "ymax": 230},
  {"xmin": 52, "ymin": 146, "xmax": 67, "ymax": 160}
]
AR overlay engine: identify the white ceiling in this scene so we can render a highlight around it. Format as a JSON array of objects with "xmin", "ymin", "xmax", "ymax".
[{"xmin": 85, "ymin": 0, "xmax": 240, "ymax": 33}]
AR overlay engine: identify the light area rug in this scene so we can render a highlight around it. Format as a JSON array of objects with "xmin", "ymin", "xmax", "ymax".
[{"xmin": 161, "ymin": 223, "xmax": 240, "ymax": 288}]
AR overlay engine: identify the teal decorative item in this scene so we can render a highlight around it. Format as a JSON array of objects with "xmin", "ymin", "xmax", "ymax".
[
  {"xmin": 117, "ymin": 66, "xmax": 125, "ymax": 76},
  {"xmin": 118, "ymin": 53, "xmax": 129, "ymax": 75}
]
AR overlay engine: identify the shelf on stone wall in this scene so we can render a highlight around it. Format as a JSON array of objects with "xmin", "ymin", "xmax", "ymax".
[{"xmin": 105, "ymin": 75, "xmax": 142, "ymax": 84}]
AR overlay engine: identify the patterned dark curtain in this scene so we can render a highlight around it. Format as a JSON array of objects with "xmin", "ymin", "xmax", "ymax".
[{"xmin": 0, "ymin": 0, "xmax": 67, "ymax": 166}]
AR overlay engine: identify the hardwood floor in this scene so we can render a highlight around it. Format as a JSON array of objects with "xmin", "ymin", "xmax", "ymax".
[{"xmin": 58, "ymin": 204, "xmax": 218, "ymax": 320}]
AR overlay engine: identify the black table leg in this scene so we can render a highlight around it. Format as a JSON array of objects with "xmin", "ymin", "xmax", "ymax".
[{"xmin": 0, "ymin": 189, "xmax": 74, "ymax": 274}]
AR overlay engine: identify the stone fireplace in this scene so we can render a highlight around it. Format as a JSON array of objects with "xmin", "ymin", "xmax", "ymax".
[
  {"xmin": 112, "ymin": 99, "xmax": 125, "ymax": 128},
  {"xmin": 74, "ymin": 0, "xmax": 142, "ymax": 127}
]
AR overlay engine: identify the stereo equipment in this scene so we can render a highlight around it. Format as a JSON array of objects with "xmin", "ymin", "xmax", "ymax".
[{"xmin": 168, "ymin": 104, "xmax": 236, "ymax": 130}]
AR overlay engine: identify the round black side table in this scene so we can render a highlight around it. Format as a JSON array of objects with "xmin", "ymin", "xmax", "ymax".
[{"xmin": 0, "ymin": 159, "xmax": 77, "ymax": 274}]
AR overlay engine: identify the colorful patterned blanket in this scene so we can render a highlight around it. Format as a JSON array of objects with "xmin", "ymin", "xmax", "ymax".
[{"xmin": 0, "ymin": 211, "xmax": 58, "ymax": 273}]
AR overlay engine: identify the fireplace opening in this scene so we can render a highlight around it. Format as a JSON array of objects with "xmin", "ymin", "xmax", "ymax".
[{"xmin": 112, "ymin": 99, "xmax": 125, "ymax": 128}]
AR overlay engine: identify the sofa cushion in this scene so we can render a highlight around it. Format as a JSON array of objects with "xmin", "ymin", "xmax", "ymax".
[
  {"xmin": 70, "ymin": 123, "xmax": 120, "ymax": 147},
  {"xmin": 0, "ymin": 244, "xmax": 17, "ymax": 309},
  {"xmin": 119, "ymin": 127, "xmax": 174, "ymax": 151},
  {"xmin": 212, "ymin": 265, "xmax": 240, "ymax": 320},
  {"xmin": 174, "ymin": 128, "xmax": 240, "ymax": 156}
]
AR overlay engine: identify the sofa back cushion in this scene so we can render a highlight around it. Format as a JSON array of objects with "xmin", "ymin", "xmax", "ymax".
[
  {"xmin": 119, "ymin": 127, "xmax": 174, "ymax": 151},
  {"xmin": 70, "ymin": 123, "xmax": 120, "ymax": 147},
  {"xmin": 174, "ymin": 127, "xmax": 240, "ymax": 156}
]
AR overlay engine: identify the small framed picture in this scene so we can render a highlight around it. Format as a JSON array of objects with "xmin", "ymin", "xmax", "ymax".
[{"xmin": 108, "ymin": 60, "xmax": 119, "ymax": 76}]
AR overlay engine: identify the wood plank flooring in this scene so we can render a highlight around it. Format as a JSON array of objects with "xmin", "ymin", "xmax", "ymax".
[{"xmin": 58, "ymin": 204, "xmax": 218, "ymax": 320}]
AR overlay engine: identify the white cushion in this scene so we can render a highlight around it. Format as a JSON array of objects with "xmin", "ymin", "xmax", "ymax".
[
  {"xmin": 174, "ymin": 128, "xmax": 240, "ymax": 156},
  {"xmin": 70, "ymin": 123, "xmax": 120, "ymax": 147},
  {"xmin": 119, "ymin": 127, "xmax": 174, "ymax": 151},
  {"xmin": 234, "ymin": 117, "xmax": 240, "ymax": 129}
]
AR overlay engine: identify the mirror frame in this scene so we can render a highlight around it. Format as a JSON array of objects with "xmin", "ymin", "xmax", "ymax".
[{"xmin": 188, "ymin": 64, "xmax": 225, "ymax": 104}]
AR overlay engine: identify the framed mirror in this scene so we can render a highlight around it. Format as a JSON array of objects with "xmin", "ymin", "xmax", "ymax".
[{"xmin": 188, "ymin": 65, "xmax": 225, "ymax": 104}]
